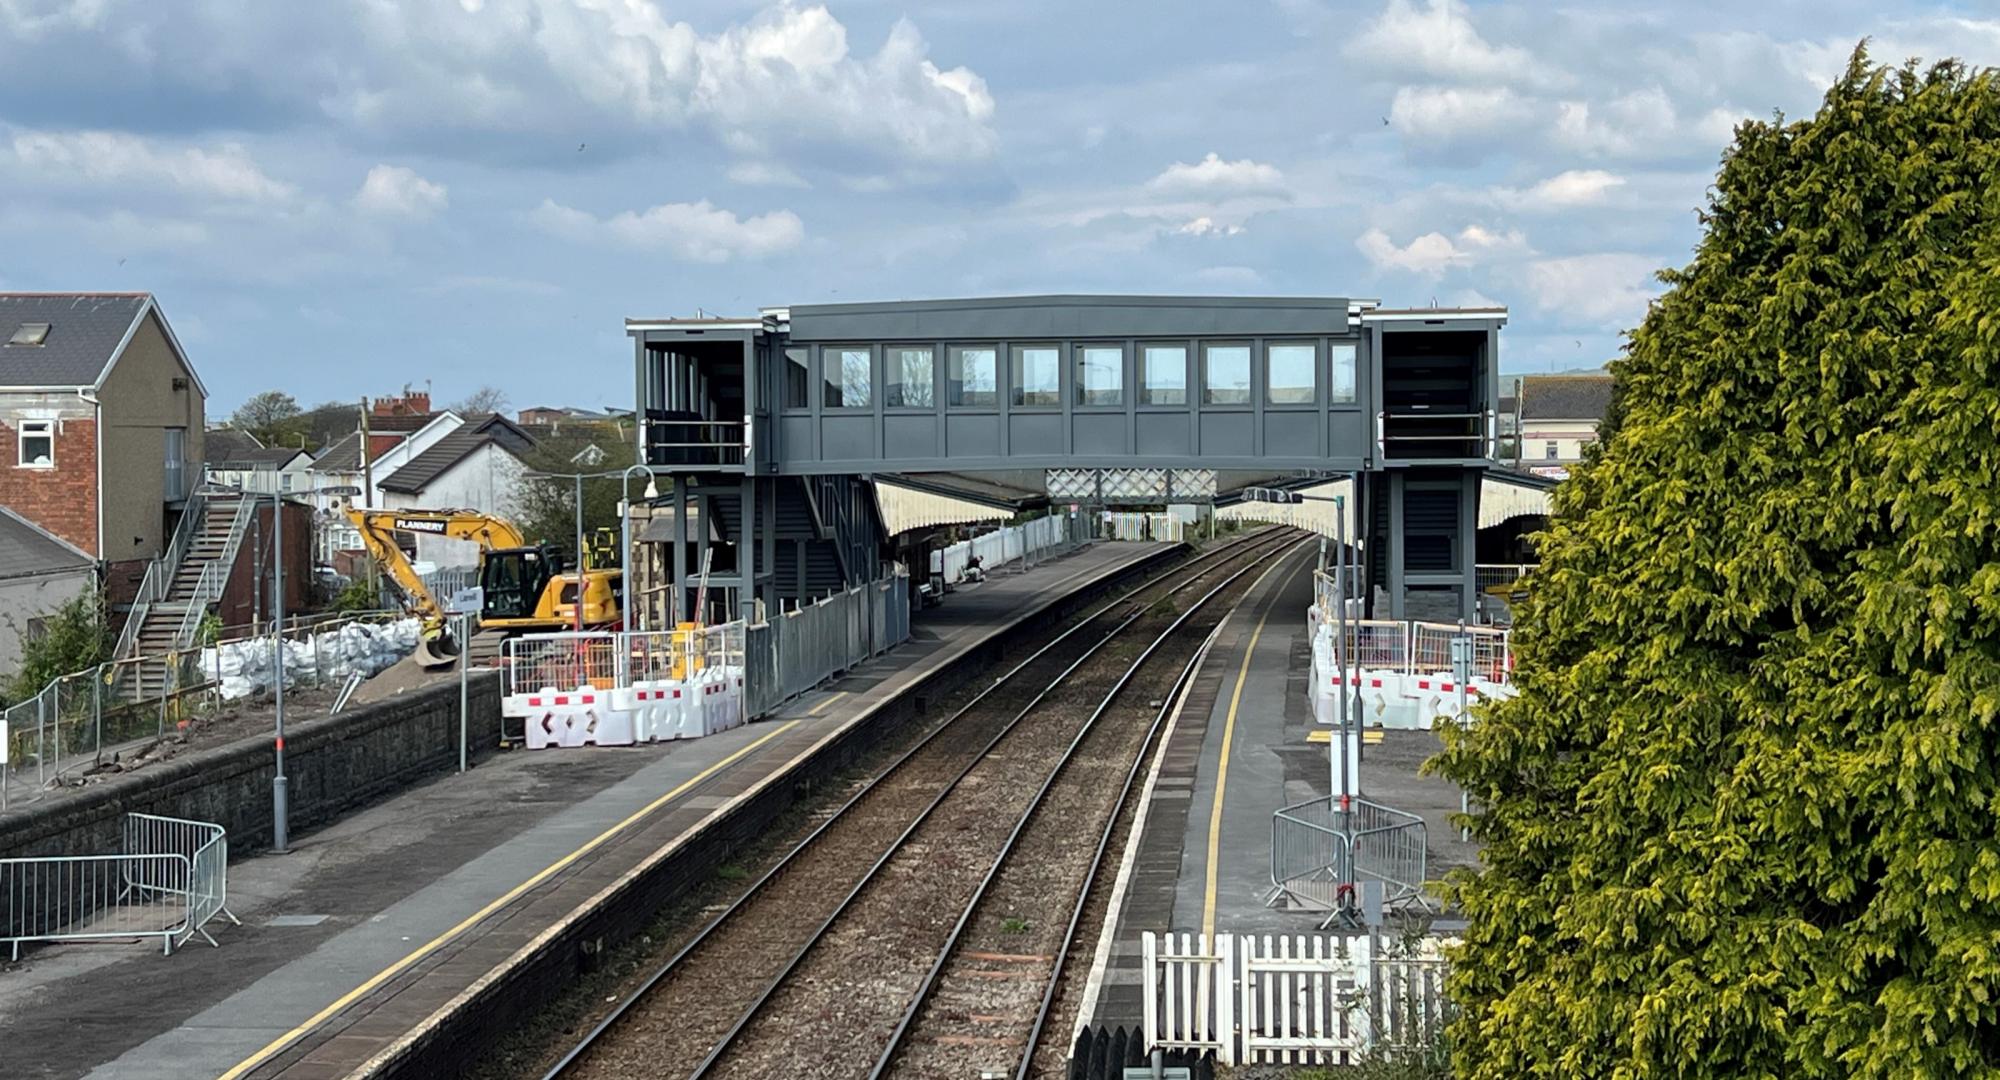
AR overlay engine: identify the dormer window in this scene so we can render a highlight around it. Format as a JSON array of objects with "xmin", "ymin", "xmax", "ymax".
[{"xmin": 8, "ymin": 322, "xmax": 50, "ymax": 347}]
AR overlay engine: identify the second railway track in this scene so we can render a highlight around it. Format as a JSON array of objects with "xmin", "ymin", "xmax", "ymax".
[{"xmin": 546, "ymin": 528, "xmax": 1307, "ymax": 1080}]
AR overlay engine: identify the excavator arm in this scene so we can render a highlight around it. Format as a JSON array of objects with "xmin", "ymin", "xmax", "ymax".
[{"xmin": 343, "ymin": 507, "xmax": 534, "ymax": 665}]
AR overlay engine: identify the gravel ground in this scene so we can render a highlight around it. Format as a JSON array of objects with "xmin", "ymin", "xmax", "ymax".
[
  {"xmin": 550, "ymin": 532, "xmax": 1295, "ymax": 1080},
  {"xmin": 886, "ymin": 550, "xmax": 1284, "ymax": 1080},
  {"xmin": 694, "ymin": 538, "xmax": 1290, "ymax": 1080}
]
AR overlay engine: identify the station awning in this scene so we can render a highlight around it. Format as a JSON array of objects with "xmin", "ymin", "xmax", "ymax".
[
  {"xmin": 1479, "ymin": 474, "xmax": 1552, "ymax": 528},
  {"xmin": 874, "ymin": 477, "xmax": 1013, "ymax": 537},
  {"xmin": 1215, "ymin": 477, "xmax": 1359, "ymax": 540}
]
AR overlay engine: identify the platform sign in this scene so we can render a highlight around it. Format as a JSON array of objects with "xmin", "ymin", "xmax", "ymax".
[{"xmin": 446, "ymin": 586, "xmax": 485, "ymax": 615}]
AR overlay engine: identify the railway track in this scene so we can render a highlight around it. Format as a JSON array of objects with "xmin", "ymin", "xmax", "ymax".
[{"xmin": 545, "ymin": 528, "xmax": 1305, "ymax": 1080}]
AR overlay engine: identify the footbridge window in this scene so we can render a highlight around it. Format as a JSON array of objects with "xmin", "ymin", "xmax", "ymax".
[
  {"xmin": 1141, "ymin": 343, "xmax": 1188, "ymax": 405},
  {"xmin": 950, "ymin": 344, "xmax": 998, "ymax": 407},
  {"xmin": 1011, "ymin": 343, "xmax": 1060, "ymax": 407},
  {"xmin": 1266, "ymin": 341, "xmax": 1316, "ymax": 405},
  {"xmin": 1076, "ymin": 343, "xmax": 1123, "ymax": 406},
  {"xmin": 887, "ymin": 345, "xmax": 935, "ymax": 408},
  {"xmin": 1202, "ymin": 342, "xmax": 1252, "ymax": 405},
  {"xmin": 825, "ymin": 345, "xmax": 872, "ymax": 408}
]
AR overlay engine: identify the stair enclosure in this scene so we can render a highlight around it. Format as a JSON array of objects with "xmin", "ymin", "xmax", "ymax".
[{"xmin": 112, "ymin": 489, "xmax": 257, "ymax": 698}]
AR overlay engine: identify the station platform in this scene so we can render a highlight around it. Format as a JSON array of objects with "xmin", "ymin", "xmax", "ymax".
[
  {"xmin": 1087, "ymin": 541, "xmax": 1477, "ymax": 1030},
  {"xmin": 0, "ymin": 540, "xmax": 1171, "ymax": 1080}
]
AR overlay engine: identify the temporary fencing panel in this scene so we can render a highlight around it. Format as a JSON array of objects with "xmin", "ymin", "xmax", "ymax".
[
  {"xmin": 933, "ymin": 513, "xmax": 1082, "ymax": 582},
  {"xmin": 1, "ymin": 812, "xmax": 235, "ymax": 959},
  {"xmin": 1269, "ymin": 795, "xmax": 1429, "ymax": 918},
  {"xmin": 1140, "ymin": 931, "xmax": 1453, "ymax": 1066}
]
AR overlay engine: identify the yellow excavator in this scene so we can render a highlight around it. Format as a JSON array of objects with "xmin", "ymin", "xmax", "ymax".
[{"xmin": 344, "ymin": 507, "xmax": 623, "ymax": 668}]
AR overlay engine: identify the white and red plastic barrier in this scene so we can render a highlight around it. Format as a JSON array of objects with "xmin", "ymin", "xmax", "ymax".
[{"xmin": 1309, "ymin": 621, "xmax": 1516, "ymax": 730}]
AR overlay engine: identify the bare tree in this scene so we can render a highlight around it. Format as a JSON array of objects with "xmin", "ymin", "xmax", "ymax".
[{"xmin": 451, "ymin": 385, "xmax": 511, "ymax": 416}]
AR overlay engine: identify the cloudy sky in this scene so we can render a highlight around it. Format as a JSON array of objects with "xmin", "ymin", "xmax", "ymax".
[{"xmin": 0, "ymin": 0, "xmax": 1994, "ymax": 414}]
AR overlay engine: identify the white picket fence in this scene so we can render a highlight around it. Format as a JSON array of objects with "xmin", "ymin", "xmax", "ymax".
[{"xmin": 1141, "ymin": 931, "xmax": 1452, "ymax": 1066}]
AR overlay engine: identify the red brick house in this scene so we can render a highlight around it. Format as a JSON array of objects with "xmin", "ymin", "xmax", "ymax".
[{"xmin": 0, "ymin": 293, "xmax": 207, "ymax": 602}]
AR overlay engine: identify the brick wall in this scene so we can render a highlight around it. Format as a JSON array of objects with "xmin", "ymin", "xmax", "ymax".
[{"xmin": 0, "ymin": 416, "xmax": 98, "ymax": 556}]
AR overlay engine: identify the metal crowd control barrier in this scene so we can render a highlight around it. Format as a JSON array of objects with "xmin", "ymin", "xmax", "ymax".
[
  {"xmin": 1269, "ymin": 796, "xmax": 1429, "ymax": 924},
  {"xmin": 1, "ymin": 812, "xmax": 236, "ymax": 959},
  {"xmin": 1312, "ymin": 574, "xmax": 1515, "ymax": 686},
  {"xmin": 501, "ymin": 574, "xmax": 913, "ymax": 727},
  {"xmin": 932, "ymin": 513, "xmax": 1081, "ymax": 583}
]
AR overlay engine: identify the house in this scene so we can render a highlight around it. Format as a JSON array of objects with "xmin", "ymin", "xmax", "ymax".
[
  {"xmin": 205, "ymin": 438, "xmax": 313, "ymax": 495},
  {"xmin": 0, "ymin": 292, "xmax": 206, "ymax": 604},
  {"xmin": 378, "ymin": 414, "xmax": 538, "ymax": 566},
  {"xmin": 1517, "ymin": 373, "xmax": 1614, "ymax": 475},
  {"xmin": 0, "ymin": 505, "xmax": 96, "ymax": 679}
]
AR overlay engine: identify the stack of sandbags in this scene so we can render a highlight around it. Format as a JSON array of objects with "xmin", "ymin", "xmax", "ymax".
[{"xmin": 200, "ymin": 618, "xmax": 422, "ymax": 700}]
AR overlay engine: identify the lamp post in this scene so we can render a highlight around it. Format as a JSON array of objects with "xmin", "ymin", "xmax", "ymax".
[
  {"xmin": 621, "ymin": 465, "xmax": 661, "ymax": 629},
  {"xmin": 525, "ymin": 467, "xmax": 658, "ymax": 634},
  {"xmin": 271, "ymin": 485, "xmax": 289, "ymax": 852},
  {"xmin": 246, "ymin": 479, "xmax": 362, "ymax": 855}
]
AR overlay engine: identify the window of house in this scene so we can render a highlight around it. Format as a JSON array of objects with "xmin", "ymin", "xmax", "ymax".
[
  {"xmin": 1266, "ymin": 342, "xmax": 1316, "ymax": 405},
  {"xmin": 1140, "ymin": 344, "xmax": 1187, "ymax": 405},
  {"xmin": 1011, "ymin": 344, "xmax": 1060, "ymax": 407},
  {"xmin": 1545, "ymin": 441, "xmax": 1560, "ymax": 460},
  {"xmin": 784, "ymin": 347, "xmax": 810, "ymax": 410},
  {"xmin": 1076, "ymin": 345, "xmax": 1123, "ymax": 406},
  {"xmin": 949, "ymin": 345, "xmax": 998, "ymax": 407},
  {"xmin": 1330, "ymin": 343, "xmax": 1357, "ymax": 404},
  {"xmin": 18, "ymin": 419, "xmax": 53, "ymax": 467},
  {"xmin": 823, "ymin": 346, "xmax": 872, "ymax": 408},
  {"xmin": 24, "ymin": 616, "xmax": 48, "ymax": 643},
  {"xmin": 1202, "ymin": 343, "xmax": 1252, "ymax": 405},
  {"xmin": 885, "ymin": 346, "xmax": 935, "ymax": 408}
]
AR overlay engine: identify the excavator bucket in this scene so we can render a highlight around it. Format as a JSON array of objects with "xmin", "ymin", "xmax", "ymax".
[{"xmin": 413, "ymin": 628, "xmax": 461, "ymax": 670}]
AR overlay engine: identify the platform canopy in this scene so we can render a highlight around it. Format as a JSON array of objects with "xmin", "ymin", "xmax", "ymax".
[
  {"xmin": 873, "ymin": 477, "xmax": 1013, "ymax": 536},
  {"xmin": 1215, "ymin": 477, "xmax": 1359, "ymax": 540},
  {"xmin": 1478, "ymin": 473, "xmax": 1553, "ymax": 528}
]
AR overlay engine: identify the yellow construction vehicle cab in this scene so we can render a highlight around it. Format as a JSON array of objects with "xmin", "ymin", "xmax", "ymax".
[{"xmin": 344, "ymin": 506, "xmax": 622, "ymax": 667}]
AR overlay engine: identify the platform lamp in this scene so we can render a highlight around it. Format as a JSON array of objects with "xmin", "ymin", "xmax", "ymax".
[{"xmin": 620, "ymin": 464, "xmax": 661, "ymax": 629}]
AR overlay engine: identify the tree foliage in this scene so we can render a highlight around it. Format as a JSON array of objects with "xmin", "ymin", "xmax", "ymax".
[
  {"xmin": 231, "ymin": 390, "xmax": 306, "ymax": 447},
  {"xmin": 6, "ymin": 587, "xmax": 108, "ymax": 704},
  {"xmin": 513, "ymin": 431, "xmax": 641, "ymax": 566},
  {"xmin": 1434, "ymin": 51, "xmax": 2000, "ymax": 1077}
]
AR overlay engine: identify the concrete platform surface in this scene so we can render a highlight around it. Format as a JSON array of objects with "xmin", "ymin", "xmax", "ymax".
[
  {"xmin": 1089, "ymin": 541, "xmax": 1476, "ymax": 1029},
  {"xmin": 0, "ymin": 540, "xmax": 1168, "ymax": 1080}
]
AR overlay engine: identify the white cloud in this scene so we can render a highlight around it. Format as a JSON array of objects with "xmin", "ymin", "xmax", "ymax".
[
  {"xmin": 7, "ymin": 128, "xmax": 294, "ymax": 202},
  {"xmin": 726, "ymin": 161, "xmax": 809, "ymax": 188},
  {"xmin": 1517, "ymin": 169, "xmax": 1626, "ymax": 209},
  {"xmin": 354, "ymin": 164, "xmax": 448, "ymax": 217},
  {"xmin": 1146, "ymin": 153, "xmax": 1288, "ymax": 199},
  {"xmin": 1356, "ymin": 223, "xmax": 1525, "ymax": 278},
  {"xmin": 1171, "ymin": 216, "xmax": 1243, "ymax": 238},
  {"xmin": 343, "ymin": 2, "xmax": 995, "ymax": 169},
  {"xmin": 1388, "ymin": 85, "xmax": 1535, "ymax": 140},
  {"xmin": 531, "ymin": 197, "xmax": 803, "ymax": 262},
  {"xmin": 1523, "ymin": 253, "xmax": 1661, "ymax": 326},
  {"xmin": 0, "ymin": 0, "xmax": 109, "ymax": 37},
  {"xmin": 1348, "ymin": 0, "xmax": 1552, "ymax": 88}
]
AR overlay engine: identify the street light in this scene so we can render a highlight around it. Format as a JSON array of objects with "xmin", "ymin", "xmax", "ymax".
[
  {"xmin": 621, "ymin": 464, "xmax": 661, "ymax": 629},
  {"xmin": 204, "ymin": 479, "xmax": 360, "ymax": 854},
  {"xmin": 524, "ymin": 467, "xmax": 655, "ymax": 634}
]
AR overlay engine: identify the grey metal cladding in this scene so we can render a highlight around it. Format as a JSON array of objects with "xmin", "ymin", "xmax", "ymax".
[{"xmin": 787, "ymin": 294, "xmax": 1355, "ymax": 342}]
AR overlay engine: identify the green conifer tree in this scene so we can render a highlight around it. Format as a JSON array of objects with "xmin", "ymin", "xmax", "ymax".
[{"xmin": 1435, "ymin": 49, "xmax": 2000, "ymax": 1077}]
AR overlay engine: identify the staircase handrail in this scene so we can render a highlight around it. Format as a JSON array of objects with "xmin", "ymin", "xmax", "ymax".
[
  {"xmin": 173, "ymin": 496, "xmax": 257, "ymax": 651},
  {"xmin": 114, "ymin": 489, "xmax": 209, "ymax": 660}
]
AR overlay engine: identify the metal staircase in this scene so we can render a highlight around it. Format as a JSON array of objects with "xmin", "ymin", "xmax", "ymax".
[{"xmin": 116, "ymin": 492, "xmax": 256, "ymax": 698}]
